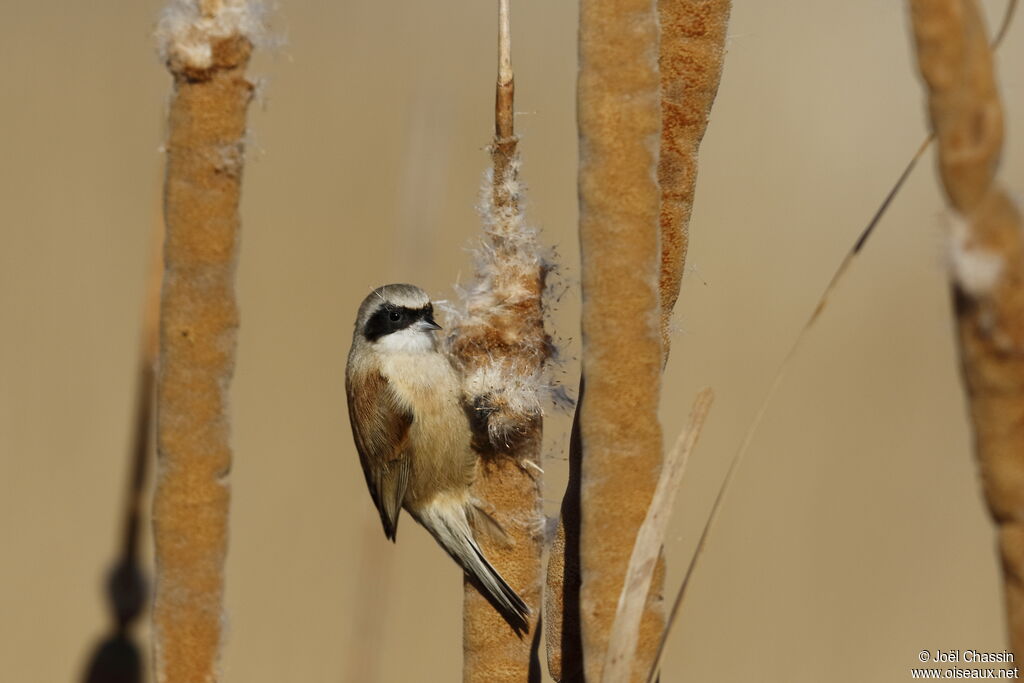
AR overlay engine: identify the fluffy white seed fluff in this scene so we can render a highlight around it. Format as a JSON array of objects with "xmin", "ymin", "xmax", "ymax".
[
  {"xmin": 448, "ymin": 158, "xmax": 539, "ymax": 326},
  {"xmin": 156, "ymin": 0, "xmax": 266, "ymax": 69},
  {"xmin": 470, "ymin": 160, "xmax": 540, "ymax": 298},
  {"xmin": 947, "ymin": 210, "xmax": 1004, "ymax": 298},
  {"xmin": 445, "ymin": 153, "xmax": 569, "ymax": 449},
  {"xmin": 463, "ymin": 362, "xmax": 545, "ymax": 447}
]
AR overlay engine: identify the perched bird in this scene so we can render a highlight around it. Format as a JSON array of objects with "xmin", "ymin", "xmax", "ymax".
[{"xmin": 345, "ymin": 283, "xmax": 529, "ymax": 626}]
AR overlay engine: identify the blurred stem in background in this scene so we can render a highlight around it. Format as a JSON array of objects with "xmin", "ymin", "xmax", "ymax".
[
  {"xmin": 545, "ymin": 2, "xmax": 730, "ymax": 681},
  {"xmin": 906, "ymin": 0, "xmax": 1024, "ymax": 658},
  {"xmin": 80, "ymin": 224, "xmax": 162, "ymax": 683},
  {"xmin": 151, "ymin": 1, "xmax": 258, "ymax": 680}
]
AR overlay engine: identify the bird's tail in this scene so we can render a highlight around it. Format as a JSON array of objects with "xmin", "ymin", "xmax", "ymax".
[{"xmin": 415, "ymin": 496, "xmax": 530, "ymax": 630}]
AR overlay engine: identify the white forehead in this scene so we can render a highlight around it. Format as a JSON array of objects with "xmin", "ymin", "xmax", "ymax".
[
  {"xmin": 356, "ymin": 283, "xmax": 431, "ymax": 327},
  {"xmin": 373, "ymin": 283, "xmax": 430, "ymax": 309}
]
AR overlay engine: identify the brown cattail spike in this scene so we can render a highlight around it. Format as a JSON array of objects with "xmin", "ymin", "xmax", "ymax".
[
  {"xmin": 151, "ymin": 2, "xmax": 260, "ymax": 681},
  {"xmin": 906, "ymin": 0, "xmax": 1024, "ymax": 658}
]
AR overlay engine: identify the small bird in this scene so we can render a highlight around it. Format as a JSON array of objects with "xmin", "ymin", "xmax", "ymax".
[{"xmin": 346, "ymin": 283, "xmax": 529, "ymax": 626}]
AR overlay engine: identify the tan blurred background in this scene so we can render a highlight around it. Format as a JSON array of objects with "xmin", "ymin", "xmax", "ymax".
[{"xmin": 2, "ymin": 0, "xmax": 1023, "ymax": 681}]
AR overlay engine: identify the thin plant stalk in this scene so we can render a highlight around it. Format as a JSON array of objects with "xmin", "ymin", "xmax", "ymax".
[
  {"xmin": 449, "ymin": 1, "xmax": 548, "ymax": 679},
  {"xmin": 151, "ymin": 2, "xmax": 257, "ymax": 680}
]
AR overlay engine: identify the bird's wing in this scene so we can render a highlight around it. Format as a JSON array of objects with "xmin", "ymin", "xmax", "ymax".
[{"xmin": 346, "ymin": 368, "xmax": 414, "ymax": 540}]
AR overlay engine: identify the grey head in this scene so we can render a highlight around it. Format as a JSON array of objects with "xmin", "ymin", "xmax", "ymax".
[{"xmin": 355, "ymin": 283, "xmax": 442, "ymax": 345}]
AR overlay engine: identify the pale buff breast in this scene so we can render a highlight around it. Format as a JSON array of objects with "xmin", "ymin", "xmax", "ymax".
[{"xmin": 380, "ymin": 351, "xmax": 476, "ymax": 507}]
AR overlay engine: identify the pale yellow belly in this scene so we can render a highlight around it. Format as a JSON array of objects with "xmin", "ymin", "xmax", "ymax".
[{"xmin": 381, "ymin": 352, "xmax": 476, "ymax": 508}]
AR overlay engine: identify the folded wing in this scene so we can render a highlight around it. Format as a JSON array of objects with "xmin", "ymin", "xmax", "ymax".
[{"xmin": 346, "ymin": 369, "xmax": 413, "ymax": 540}]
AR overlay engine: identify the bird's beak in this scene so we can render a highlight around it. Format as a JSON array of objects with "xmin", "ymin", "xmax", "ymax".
[{"xmin": 422, "ymin": 316, "xmax": 442, "ymax": 331}]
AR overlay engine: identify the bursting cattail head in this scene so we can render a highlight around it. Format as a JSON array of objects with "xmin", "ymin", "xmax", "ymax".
[{"xmin": 445, "ymin": 151, "xmax": 568, "ymax": 453}]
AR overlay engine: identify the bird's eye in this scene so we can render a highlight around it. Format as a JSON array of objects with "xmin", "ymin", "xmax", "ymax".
[{"xmin": 389, "ymin": 311, "xmax": 401, "ymax": 322}]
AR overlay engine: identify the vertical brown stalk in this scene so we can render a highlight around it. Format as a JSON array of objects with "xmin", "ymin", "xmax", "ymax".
[
  {"xmin": 546, "ymin": 2, "xmax": 730, "ymax": 681},
  {"xmin": 906, "ymin": 0, "xmax": 1024, "ymax": 656},
  {"xmin": 450, "ymin": 1, "xmax": 546, "ymax": 680},
  {"xmin": 152, "ymin": 3, "xmax": 255, "ymax": 681},
  {"xmin": 576, "ymin": 0, "xmax": 664, "ymax": 681}
]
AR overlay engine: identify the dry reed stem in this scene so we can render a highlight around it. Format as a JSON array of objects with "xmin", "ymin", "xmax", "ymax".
[
  {"xmin": 574, "ymin": 0, "xmax": 665, "ymax": 680},
  {"xmin": 451, "ymin": 1, "xmax": 547, "ymax": 679},
  {"xmin": 907, "ymin": 0, "xmax": 1024, "ymax": 655},
  {"xmin": 656, "ymin": 0, "xmax": 730, "ymax": 356},
  {"xmin": 603, "ymin": 389, "xmax": 712, "ymax": 682},
  {"xmin": 152, "ymin": 4, "xmax": 255, "ymax": 679}
]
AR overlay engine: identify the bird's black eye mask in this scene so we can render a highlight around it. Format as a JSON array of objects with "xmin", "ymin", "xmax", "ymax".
[{"xmin": 363, "ymin": 303, "xmax": 439, "ymax": 342}]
